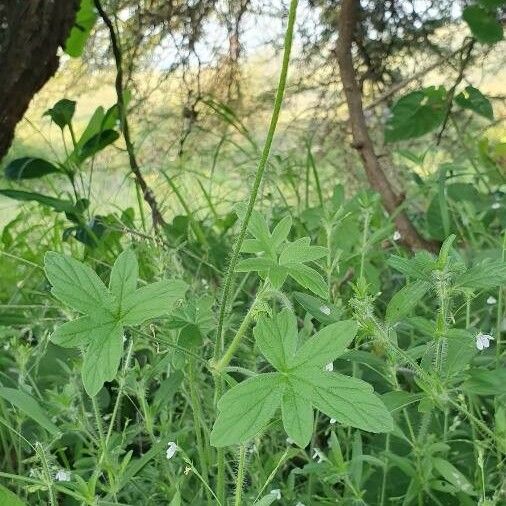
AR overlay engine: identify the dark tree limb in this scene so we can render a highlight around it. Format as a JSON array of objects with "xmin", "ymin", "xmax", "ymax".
[
  {"xmin": 93, "ymin": 0, "xmax": 167, "ymax": 231},
  {"xmin": 336, "ymin": 0, "xmax": 438, "ymax": 252},
  {"xmin": 0, "ymin": 0, "xmax": 79, "ymax": 161}
]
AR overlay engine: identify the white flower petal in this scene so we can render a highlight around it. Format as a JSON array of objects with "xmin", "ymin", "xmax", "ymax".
[
  {"xmin": 54, "ymin": 469, "xmax": 70, "ymax": 482},
  {"xmin": 166, "ymin": 441, "xmax": 178, "ymax": 460},
  {"xmin": 325, "ymin": 362, "xmax": 334, "ymax": 372},
  {"xmin": 319, "ymin": 305, "xmax": 331, "ymax": 316}
]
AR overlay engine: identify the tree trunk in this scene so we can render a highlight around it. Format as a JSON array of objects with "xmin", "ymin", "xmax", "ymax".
[
  {"xmin": 0, "ymin": 0, "xmax": 79, "ymax": 161},
  {"xmin": 336, "ymin": 0, "xmax": 438, "ymax": 252}
]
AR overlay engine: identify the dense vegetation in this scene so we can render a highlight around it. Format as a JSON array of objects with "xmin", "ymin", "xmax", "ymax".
[{"xmin": 0, "ymin": 0, "xmax": 505, "ymax": 505}]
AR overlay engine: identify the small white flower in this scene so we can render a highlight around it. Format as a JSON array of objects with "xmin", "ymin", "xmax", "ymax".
[
  {"xmin": 166, "ymin": 441, "xmax": 178, "ymax": 460},
  {"xmin": 312, "ymin": 448, "xmax": 325, "ymax": 463},
  {"xmin": 286, "ymin": 437, "xmax": 294, "ymax": 445},
  {"xmin": 319, "ymin": 305, "xmax": 331, "ymax": 316},
  {"xmin": 475, "ymin": 333, "xmax": 494, "ymax": 351},
  {"xmin": 486, "ymin": 296, "xmax": 497, "ymax": 305},
  {"xmin": 393, "ymin": 230, "xmax": 402, "ymax": 241},
  {"xmin": 330, "ymin": 418, "xmax": 336, "ymax": 425},
  {"xmin": 54, "ymin": 469, "xmax": 70, "ymax": 482},
  {"xmin": 184, "ymin": 465, "xmax": 192, "ymax": 475},
  {"xmin": 491, "ymin": 202, "xmax": 500, "ymax": 210},
  {"xmin": 270, "ymin": 489, "xmax": 281, "ymax": 500},
  {"xmin": 325, "ymin": 362, "xmax": 334, "ymax": 372}
]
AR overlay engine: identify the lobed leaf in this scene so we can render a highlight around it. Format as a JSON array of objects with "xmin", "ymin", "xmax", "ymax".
[
  {"xmin": 81, "ymin": 323, "xmax": 124, "ymax": 396},
  {"xmin": 211, "ymin": 373, "xmax": 285, "ymax": 447},
  {"xmin": 295, "ymin": 370, "xmax": 393, "ymax": 433},
  {"xmin": 121, "ymin": 279, "xmax": 187, "ymax": 325},
  {"xmin": 254, "ymin": 309, "xmax": 298, "ymax": 371},
  {"xmin": 281, "ymin": 382, "xmax": 313, "ymax": 448},
  {"xmin": 290, "ymin": 320, "xmax": 358, "ymax": 370},
  {"xmin": 109, "ymin": 249, "xmax": 139, "ymax": 304},
  {"xmin": 44, "ymin": 252, "xmax": 115, "ymax": 315}
]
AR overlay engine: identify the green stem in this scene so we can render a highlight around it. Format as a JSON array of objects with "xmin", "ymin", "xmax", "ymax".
[
  {"xmin": 35, "ymin": 442, "xmax": 56, "ymax": 506},
  {"xmin": 213, "ymin": 288, "xmax": 264, "ymax": 373},
  {"xmin": 213, "ymin": 0, "xmax": 299, "ymax": 362},
  {"xmin": 212, "ymin": 3, "xmax": 298, "ymax": 501},
  {"xmin": 188, "ymin": 359, "xmax": 211, "ymax": 504},
  {"xmin": 234, "ymin": 446, "xmax": 247, "ymax": 506},
  {"xmin": 105, "ymin": 339, "xmax": 134, "ymax": 446}
]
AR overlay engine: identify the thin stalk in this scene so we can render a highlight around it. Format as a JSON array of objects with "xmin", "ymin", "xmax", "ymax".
[
  {"xmin": 214, "ymin": 287, "xmax": 264, "ymax": 373},
  {"xmin": 35, "ymin": 442, "xmax": 56, "ymax": 506},
  {"xmin": 188, "ymin": 359, "xmax": 211, "ymax": 504},
  {"xmin": 105, "ymin": 339, "xmax": 134, "ymax": 446},
  {"xmin": 212, "ymin": 3, "xmax": 298, "ymax": 501},
  {"xmin": 213, "ymin": 0, "xmax": 299, "ymax": 361},
  {"xmin": 234, "ymin": 446, "xmax": 247, "ymax": 506}
]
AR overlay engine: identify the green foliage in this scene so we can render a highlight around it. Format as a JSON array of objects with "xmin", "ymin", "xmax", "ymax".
[
  {"xmin": 4, "ymin": 157, "xmax": 61, "ymax": 180},
  {"xmin": 384, "ymin": 86, "xmax": 447, "ymax": 142},
  {"xmin": 43, "ymin": 99, "xmax": 76, "ymax": 130},
  {"xmin": 65, "ymin": 0, "xmax": 98, "ymax": 57},
  {"xmin": 44, "ymin": 250, "xmax": 187, "ymax": 395},
  {"xmin": 455, "ymin": 85, "xmax": 494, "ymax": 119},
  {"xmin": 0, "ymin": 388, "xmax": 59, "ymax": 435},
  {"xmin": 236, "ymin": 209, "xmax": 328, "ymax": 298},
  {"xmin": 211, "ymin": 310, "xmax": 392, "ymax": 447},
  {"xmin": 0, "ymin": 484, "xmax": 25, "ymax": 506},
  {"xmin": 463, "ymin": 4, "xmax": 503, "ymax": 44}
]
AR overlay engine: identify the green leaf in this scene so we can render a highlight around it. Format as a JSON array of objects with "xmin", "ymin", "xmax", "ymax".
[
  {"xmin": 254, "ymin": 309, "xmax": 298, "ymax": 371},
  {"xmin": 121, "ymin": 280, "xmax": 187, "ymax": 325},
  {"xmin": 463, "ymin": 5, "xmax": 503, "ymax": 44},
  {"xmin": 455, "ymin": 259, "xmax": 506, "ymax": 289},
  {"xmin": 0, "ymin": 189, "xmax": 75, "ymax": 213},
  {"xmin": 235, "ymin": 257, "xmax": 276, "ymax": 272},
  {"xmin": 210, "ymin": 373, "xmax": 285, "ymax": 447},
  {"xmin": 81, "ymin": 323, "xmax": 123, "ymax": 396},
  {"xmin": 290, "ymin": 320, "xmax": 358, "ymax": 370},
  {"xmin": 279, "ymin": 237, "xmax": 327, "ymax": 265},
  {"xmin": 381, "ymin": 391, "xmax": 425, "ymax": 412},
  {"xmin": 65, "ymin": 0, "xmax": 98, "ymax": 57},
  {"xmin": 386, "ymin": 281, "xmax": 430, "ymax": 322},
  {"xmin": 432, "ymin": 458, "xmax": 475, "ymax": 495},
  {"xmin": 293, "ymin": 291, "xmax": 342, "ymax": 324},
  {"xmin": 385, "ymin": 86, "xmax": 447, "ymax": 142},
  {"xmin": 288, "ymin": 263, "xmax": 328, "ymax": 299},
  {"xmin": 296, "ymin": 370, "xmax": 393, "ymax": 433},
  {"xmin": 44, "ymin": 252, "xmax": 114, "ymax": 315},
  {"xmin": 4, "ymin": 157, "xmax": 61, "ymax": 180},
  {"xmin": 51, "ymin": 313, "xmax": 116, "ymax": 348},
  {"xmin": 455, "ymin": 86, "xmax": 494, "ymax": 120},
  {"xmin": 271, "ymin": 216, "xmax": 292, "ymax": 249},
  {"xmin": 109, "ymin": 249, "xmax": 138, "ymax": 303},
  {"xmin": 479, "ymin": 0, "xmax": 506, "ymax": 7},
  {"xmin": 43, "ymin": 99, "xmax": 76, "ymax": 129},
  {"xmin": 281, "ymin": 382, "xmax": 313, "ymax": 448},
  {"xmin": 0, "ymin": 484, "xmax": 26, "ymax": 506},
  {"xmin": 0, "ymin": 387, "xmax": 59, "ymax": 435},
  {"xmin": 463, "ymin": 368, "xmax": 506, "ymax": 395},
  {"xmin": 77, "ymin": 129, "xmax": 120, "ymax": 162}
]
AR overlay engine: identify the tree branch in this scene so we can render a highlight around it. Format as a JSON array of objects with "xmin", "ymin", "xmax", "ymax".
[
  {"xmin": 93, "ymin": 0, "xmax": 166, "ymax": 232},
  {"xmin": 336, "ymin": 0, "xmax": 438, "ymax": 252}
]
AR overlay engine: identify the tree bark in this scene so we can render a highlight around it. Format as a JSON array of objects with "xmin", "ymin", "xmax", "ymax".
[
  {"xmin": 336, "ymin": 0, "xmax": 438, "ymax": 252},
  {"xmin": 0, "ymin": 0, "xmax": 79, "ymax": 161}
]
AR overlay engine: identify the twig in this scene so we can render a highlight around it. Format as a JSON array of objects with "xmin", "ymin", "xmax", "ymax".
[{"xmin": 93, "ymin": 0, "xmax": 166, "ymax": 232}]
